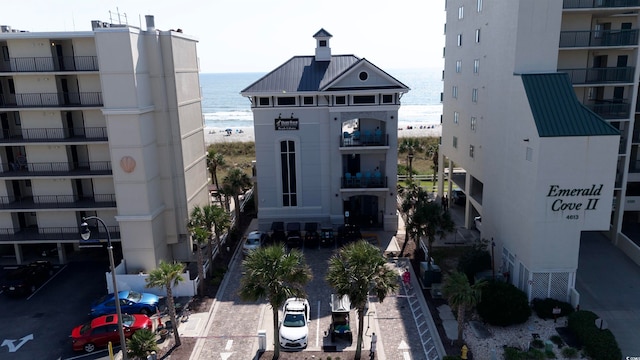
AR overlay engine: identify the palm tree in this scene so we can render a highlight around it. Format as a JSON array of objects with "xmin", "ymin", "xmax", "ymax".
[
  {"xmin": 146, "ymin": 261, "xmax": 186, "ymax": 347},
  {"xmin": 398, "ymin": 138, "xmax": 425, "ymax": 179},
  {"xmin": 442, "ymin": 271, "xmax": 486, "ymax": 342},
  {"xmin": 190, "ymin": 226, "xmax": 211, "ymax": 295},
  {"xmin": 126, "ymin": 328, "xmax": 159, "ymax": 359},
  {"xmin": 206, "ymin": 149, "xmax": 225, "ymax": 189},
  {"xmin": 426, "ymin": 143, "xmax": 439, "ymax": 185},
  {"xmin": 326, "ymin": 240, "xmax": 398, "ymax": 360},
  {"xmin": 189, "ymin": 205, "xmax": 230, "ymax": 276},
  {"xmin": 239, "ymin": 245, "xmax": 312, "ymax": 360},
  {"xmin": 222, "ymin": 167, "xmax": 252, "ymax": 224}
]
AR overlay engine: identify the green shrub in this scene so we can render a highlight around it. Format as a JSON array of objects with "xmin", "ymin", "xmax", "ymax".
[
  {"xmin": 544, "ymin": 349, "xmax": 556, "ymax": 358},
  {"xmin": 561, "ymin": 347, "xmax": 578, "ymax": 358},
  {"xmin": 456, "ymin": 240, "xmax": 491, "ymax": 284},
  {"xmin": 477, "ymin": 281, "xmax": 531, "ymax": 326},
  {"xmin": 503, "ymin": 347, "xmax": 525, "ymax": 360},
  {"xmin": 567, "ymin": 310, "xmax": 621, "ymax": 360},
  {"xmin": 549, "ymin": 335, "xmax": 563, "ymax": 348},
  {"xmin": 531, "ymin": 298, "xmax": 574, "ymax": 320}
]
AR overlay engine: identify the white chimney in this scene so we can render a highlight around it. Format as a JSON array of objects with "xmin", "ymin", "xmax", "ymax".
[{"xmin": 313, "ymin": 29, "xmax": 332, "ymax": 62}]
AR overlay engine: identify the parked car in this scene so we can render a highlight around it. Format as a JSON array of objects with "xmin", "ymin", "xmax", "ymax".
[
  {"xmin": 90, "ymin": 290, "xmax": 159, "ymax": 317},
  {"xmin": 452, "ymin": 189, "xmax": 466, "ymax": 205},
  {"xmin": 71, "ymin": 313, "xmax": 153, "ymax": 353},
  {"xmin": 243, "ymin": 231, "xmax": 267, "ymax": 256},
  {"xmin": 279, "ymin": 297, "xmax": 310, "ymax": 350},
  {"xmin": 286, "ymin": 222, "xmax": 302, "ymax": 248},
  {"xmin": 1, "ymin": 260, "xmax": 53, "ymax": 296}
]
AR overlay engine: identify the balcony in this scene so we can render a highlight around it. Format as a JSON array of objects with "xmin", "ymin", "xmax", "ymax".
[
  {"xmin": 584, "ymin": 99, "xmax": 631, "ymax": 118},
  {"xmin": 0, "ymin": 92, "xmax": 103, "ymax": 108},
  {"xmin": 0, "ymin": 194, "xmax": 116, "ymax": 210},
  {"xmin": 342, "ymin": 173, "xmax": 388, "ymax": 189},
  {"xmin": 0, "ymin": 127, "xmax": 108, "ymax": 143},
  {"xmin": 563, "ymin": 0, "xmax": 640, "ymax": 9},
  {"xmin": 0, "ymin": 226, "xmax": 120, "ymax": 243},
  {"xmin": 559, "ymin": 29, "xmax": 639, "ymax": 48},
  {"xmin": 340, "ymin": 132, "xmax": 388, "ymax": 147},
  {"xmin": 560, "ymin": 67, "xmax": 635, "ymax": 84},
  {"xmin": 0, "ymin": 161, "xmax": 112, "ymax": 177},
  {"xmin": 0, "ymin": 56, "xmax": 99, "ymax": 73}
]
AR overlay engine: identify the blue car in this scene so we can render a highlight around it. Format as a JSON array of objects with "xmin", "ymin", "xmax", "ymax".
[{"xmin": 90, "ymin": 290, "xmax": 159, "ymax": 317}]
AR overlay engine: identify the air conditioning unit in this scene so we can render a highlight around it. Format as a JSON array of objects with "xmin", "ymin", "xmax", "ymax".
[{"xmin": 1, "ymin": 25, "xmax": 12, "ymax": 33}]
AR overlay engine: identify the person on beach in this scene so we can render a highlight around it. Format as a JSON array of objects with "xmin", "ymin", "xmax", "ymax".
[{"xmin": 402, "ymin": 267, "xmax": 412, "ymax": 289}]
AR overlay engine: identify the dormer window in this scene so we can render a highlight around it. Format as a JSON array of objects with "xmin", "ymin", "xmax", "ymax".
[{"xmin": 319, "ymin": 40, "xmax": 327, "ymax": 47}]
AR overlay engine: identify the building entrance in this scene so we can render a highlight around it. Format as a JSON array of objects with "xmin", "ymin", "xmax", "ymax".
[{"xmin": 343, "ymin": 195, "xmax": 380, "ymax": 228}]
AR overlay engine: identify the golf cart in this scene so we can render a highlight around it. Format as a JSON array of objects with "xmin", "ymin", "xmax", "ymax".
[
  {"xmin": 329, "ymin": 294, "xmax": 353, "ymax": 343},
  {"xmin": 286, "ymin": 222, "xmax": 302, "ymax": 248},
  {"xmin": 304, "ymin": 222, "xmax": 320, "ymax": 248},
  {"xmin": 320, "ymin": 224, "xmax": 335, "ymax": 247}
]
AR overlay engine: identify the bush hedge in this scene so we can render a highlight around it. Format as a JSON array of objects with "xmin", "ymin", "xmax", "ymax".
[
  {"xmin": 567, "ymin": 310, "xmax": 621, "ymax": 360},
  {"xmin": 477, "ymin": 281, "xmax": 531, "ymax": 326},
  {"xmin": 531, "ymin": 297, "xmax": 574, "ymax": 320},
  {"xmin": 456, "ymin": 241, "xmax": 491, "ymax": 284}
]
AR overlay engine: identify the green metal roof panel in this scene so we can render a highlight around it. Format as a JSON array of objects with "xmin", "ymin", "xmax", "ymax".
[{"xmin": 520, "ymin": 73, "xmax": 619, "ymax": 137}]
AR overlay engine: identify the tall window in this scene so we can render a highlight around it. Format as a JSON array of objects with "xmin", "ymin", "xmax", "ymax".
[
  {"xmin": 458, "ymin": 6, "xmax": 464, "ymax": 19},
  {"xmin": 477, "ymin": 0, "xmax": 483, "ymax": 12},
  {"xmin": 453, "ymin": 136, "xmax": 458, "ymax": 148},
  {"xmin": 469, "ymin": 145, "xmax": 475, "ymax": 158},
  {"xmin": 475, "ymin": 29, "xmax": 481, "ymax": 43},
  {"xmin": 472, "ymin": 88, "xmax": 478, "ymax": 102},
  {"xmin": 280, "ymin": 140, "xmax": 297, "ymax": 206},
  {"xmin": 456, "ymin": 60, "xmax": 462, "ymax": 73},
  {"xmin": 474, "ymin": 59, "xmax": 479, "ymax": 74},
  {"xmin": 453, "ymin": 86, "xmax": 458, "ymax": 99},
  {"xmin": 457, "ymin": 34, "xmax": 463, "ymax": 46},
  {"xmin": 470, "ymin": 117, "xmax": 477, "ymax": 131},
  {"xmin": 454, "ymin": 111, "xmax": 459, "ymax": 124}
]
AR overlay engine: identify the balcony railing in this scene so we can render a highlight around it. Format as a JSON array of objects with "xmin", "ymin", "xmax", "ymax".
[
  {"xmin": 0, "ymin": 161, "xmax": 112, "ymax": 176},
  {"xmin": 0, "ymin": 194, "xmax": 116, "ymax": 210},
  {"xmin": 340, "ymin": 133, "xmax": 388, "ymax": 147},
  {"xmin": 0, "ymin": 92, "xmax": 103, "ymax": 108},
  {"xmin": 342, "ymin": 174, "xmax": 388, "ymax": 188},
  {"xmin": 584, "ymin": 99, "xmax": 631, "ymax": 118},
  {"xmin": 0, "ymin": 127, "xmax": 108, "ymax": 142},
  {"xmin": 560, "ymin": 67, "xmax": 635, "ymax": 84},
  {"xmin": 0, "ymin": 226, "xmax": 120, "ymax": 242},
  {"xmin": 0, "ymin": 56, "xmax": 99, "ymax": 72},
  {"xmin": 563, "ymin": 0, "xmax": 640, "ymax": 9},
  {"xmin": 559, "ymin": 29, "xmax": 639, "ymax": 48}
]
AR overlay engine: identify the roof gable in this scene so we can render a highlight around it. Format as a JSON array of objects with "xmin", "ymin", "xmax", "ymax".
[
  {"xmin": 321, "ymin": 58, "xmax": 409, "ymax": 92},
  {"xmin": 521, "ymin": 73, "xmax": 620, "ymax": 137}
]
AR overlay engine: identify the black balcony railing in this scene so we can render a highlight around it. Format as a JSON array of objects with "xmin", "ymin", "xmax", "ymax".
[
  {"xmin": 0, "ymin": 226, "xmax": 120, "ymax": 242},
  {"xmin": 0, "ymin": 194, "xmax": 116, "ymax": 210},
  {"xmin": 0, "ymin": 92, "xmax": 103, "ymax": 108},
  {"xmin": 559, "ymin": 29, "xmax": 639, "ymax": 47},
  {"xmin": 584, "ymin": 100, "xmax": 631, "ymax": 119},
  {"xmin": 0, "ymin": 56, "xmax": 99, "ymax": 72},
  {"xmin": 0, "ymin": 127, "xmax": 108, "ymax": 142},
  {"xmin": 560, "ymin": 67, "xmax": 635, "ymax": 84},
  {"xmin": 0, "ymin": 161, "xmax": 112, "ymax": 176},
  {"xmin": 563, "ymin": 0, "xmax": 640, "ymax": 9},
  {"xmin": 342, "ymin": 175, "xmax": 388, "ymax": 188},
  {"xmin": 340, "ymin": 133, "xmax": 388, "ymax": 147}
]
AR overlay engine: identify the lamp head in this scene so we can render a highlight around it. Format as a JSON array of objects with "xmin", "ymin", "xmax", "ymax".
[{"xmin": 80, "ymin": 222, "xmax": 91, "ymax": 240}]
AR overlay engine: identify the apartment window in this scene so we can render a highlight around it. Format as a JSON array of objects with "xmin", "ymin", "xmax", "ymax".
[
  {"xmin": 277, "ymin": 97, "xmax": 296, "ymax": 106},
  {"xmin": 457, "ymin": 34, "xmax": 462, "ymax": 46},
  {"xmin": 458, "ymin": 6, "xmax": 464, "ymax": 19},
  {"xmin": 454, "ymin": 111, "xmax": 459, "ymax": 124},
  {"xmin": 258, "ymin": 97, "xmax": 270, "ymax": 106},
  {"xmin": 526, "ymin": 147, "xmax": 533, "ymax": 161},
  {"xmin": 475, "ymin": 29, "xmax": 481, "ymax": 43},
  {"xmin": 353, "ymin": 95, "xmax": 376, "ymax": 104},
  {"xmin": 470, "ymin": 117, "xmax": 477, "ymax": 131},
  {"xmin": 382, "ymin": 94, "xmax": 393, "ymax": 103},
  {"xmin": 477, "ymin": 0, "xmax": 483, "ymax": 12},
  {"xmin": 456, "ymin": 60, "xmax": 462, "ymax": 73},
  {"xmin": 472, "ymin": 88, "xmax": 478, "ymax": 102},
  {"xmin": 453, "ymin": 136, "xmax": 458, "ymax": 148},
  {"xmin": 452, "ymin": 86, "xmax": 458, "ymax": 99},
  {"xmin": 469, "ymin": 145, "xmax": 475, "ymax": 158},
  {"xmin": 280, "ymin": 140, "xmax": 297, "ymax": 207},
  {"xmin": 474, "ymin": 59, "xmax": 479, "ymax": 74},
  {"xmin": 319, "ymin": 40, "xmax": 327, "ymax": 47},
  {"xmin": 303, "ymin": 96, "xmax": 314, "ymax": 105},
  {"xmin": 335, "ymin": 96, "xmax": 346, "ymax": 105}
]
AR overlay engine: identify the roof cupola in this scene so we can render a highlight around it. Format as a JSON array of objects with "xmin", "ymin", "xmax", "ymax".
[{"xmin": 313, "ymin": 28, "xmax": 332, "ymax": 62}]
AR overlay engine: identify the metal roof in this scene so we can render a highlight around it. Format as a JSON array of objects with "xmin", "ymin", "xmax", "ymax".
[
  {"xmin": 521, "ymin": 73, "xmax": 619, "ymax": 137},
  {"xmin": 241, "ymin": 55, "xmax": 361, "ymax": 94}
]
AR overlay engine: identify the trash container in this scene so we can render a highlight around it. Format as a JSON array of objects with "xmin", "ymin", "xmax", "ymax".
[
  {"xmin": 544, "ymin": 340, "xmax": 553, "ymax": 352},
  {"xmin": 420, "ymin": 262, "xmax": 442, "ymax": 287},
  {"xmin": 258, "ymin": 330, "xmax": 267, "ymax": 351}
]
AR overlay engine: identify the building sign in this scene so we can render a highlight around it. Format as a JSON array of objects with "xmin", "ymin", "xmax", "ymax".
[
  {"xmin": 275, "ymin": 117, "xmax": 299, "ymax": 130},
  {"xmin": 547, "ymin": 184, "xmax": 602, "ymax": 219}
]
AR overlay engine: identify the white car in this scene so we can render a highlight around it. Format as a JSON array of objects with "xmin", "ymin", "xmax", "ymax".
[
  {"xmin": 279, "ymin": 298, "xmax": 310, "ymax": 350},
  {"xmin": 242, "ymin": 231, "xmax": 267, "ymax": 256}
]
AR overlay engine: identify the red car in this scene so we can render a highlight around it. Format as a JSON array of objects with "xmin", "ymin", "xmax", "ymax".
[{"xmin": 71, "ymin": 313, "xmax": 153, "ymax": 353}]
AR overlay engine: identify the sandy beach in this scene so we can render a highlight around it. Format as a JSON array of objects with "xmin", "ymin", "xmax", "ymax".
[{"xmin": 205, "ymin": 124, "xmax": 442, "ymax": 144}]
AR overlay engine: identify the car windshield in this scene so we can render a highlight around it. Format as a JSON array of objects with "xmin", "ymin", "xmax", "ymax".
[
  {"xmin": 126, "ymin": 291, "xmax": 142, "ymax": 302},
  {"xmin": 246, "ymin": 237, "xmax": 260, "ymax": 245},
  {"xmin": 122, "ymin": 314, "xmax": 135, "ymax": 326},
  {"xmin": 79, "ymin": 323, "xmax": 92, "ymax": 335},
  {"xmin": 283, "ymin": 313, "xmax": 305, "ymax": 327}
]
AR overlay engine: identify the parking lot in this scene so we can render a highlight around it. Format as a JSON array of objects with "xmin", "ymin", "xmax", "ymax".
[{"xmin": 0, "ymin": 249, "xmax": 114, "ymax": 360}]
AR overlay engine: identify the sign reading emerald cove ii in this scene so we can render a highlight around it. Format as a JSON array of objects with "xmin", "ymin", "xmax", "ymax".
[{"xmin": 547, "ymin": 184, "xmax": 602, "ymax": 218}]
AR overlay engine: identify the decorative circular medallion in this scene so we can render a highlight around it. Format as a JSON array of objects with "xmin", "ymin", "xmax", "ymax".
[{"xmin": 120, "ymin": 156, "xmax": 136, "ymax": 173}]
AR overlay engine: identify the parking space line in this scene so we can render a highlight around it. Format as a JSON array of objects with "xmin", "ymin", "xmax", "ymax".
[{"xmin": 27, "ymin": 264, "xmax": 67, "ymax": 301}]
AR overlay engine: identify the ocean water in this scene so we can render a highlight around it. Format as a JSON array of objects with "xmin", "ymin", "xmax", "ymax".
[{"xmin": 200, "ymin": 68, "xmax": 443, "ymax": 130}]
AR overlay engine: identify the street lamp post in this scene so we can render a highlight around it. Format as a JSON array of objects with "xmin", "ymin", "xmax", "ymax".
[
  {"xmin": 408, "ymin": 152, "xmax": 414, "ymax": 181},
  {"xmin": 80, "ymin": 216, "xmax": 128, "ymax": 360}
]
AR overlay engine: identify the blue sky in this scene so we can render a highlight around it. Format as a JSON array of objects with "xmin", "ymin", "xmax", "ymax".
[{"xmin": 3, "ymin": 0, "xmax": 446, "ymax": 73}]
